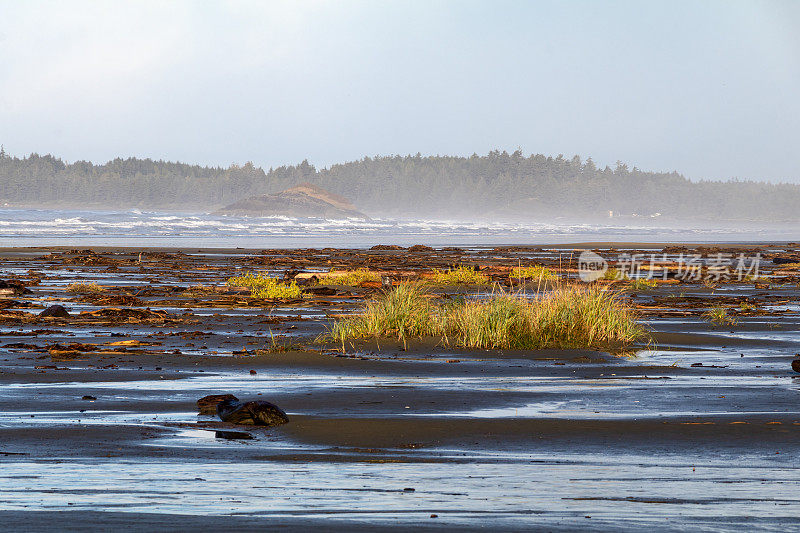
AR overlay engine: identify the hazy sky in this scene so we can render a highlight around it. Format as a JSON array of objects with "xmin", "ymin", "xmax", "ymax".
[{"xmin": 1, "ymin": 0, "xmax": 798, "ymax": 182}]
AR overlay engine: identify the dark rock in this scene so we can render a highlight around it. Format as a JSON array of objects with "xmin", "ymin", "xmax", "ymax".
[
  {"xmin": 47, "ymin": 343, "xmax": 84, "ymax": 358},
  {"xmin": 63, "ymin": 343, "xmax": 96, "ymax": 352},
  {"xmin": 283, "ymin": 269, "xmax": 301, "ymax": 281},
  {"xmin": 215, "ymin": 430, "xmax": 254, "ymax": 440},
  {"xmin": 690, "ymin": 362, "xmax": 728, "ymax": 368},
  {"xmin": 407, "ymin": 245, "xmax": 434, "ymax": 252},
  {"xmin": 3, "ymin": 342, "xmax": 39, "ymax": 349},
  {"xmin": 306, "ymin": 286, "xmax": 337, "ymax": 296},
  {"xmin": 39, "ymin": 305, "xmax": 70, "ymax": 318},
  {"xmin": 197, "ymin": 393, "xmax": 239, "ymax": 415},
  {"xmin": 81, "ymin": 294, "xmax": 144, "ymax": 306},
  {"xmin": 82, "ymin": 395, "xmax": 97, "ymax": 400},
  {"xmin": 80, "ymin": 307, "xmax": 169, "ymax": 321},
  {"xmin": 293, "ymin": 274, "xmax": 319, "ymax": 286},
  {"xmin": 792, "ymin": 359, "xmax": 800, "ymax": 373},
  {"xmin": 370, "ymin": 245, "xmax": 405, "ymax": 251},
  {"xmin": 217, "ymin": 398, "xmax": 289, "ymax": 427}
]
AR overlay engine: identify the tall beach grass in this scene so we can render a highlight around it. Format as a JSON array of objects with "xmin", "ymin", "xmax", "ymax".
[
  {"xmin": 511, "ymin": 265, "xmax": 558, "ymax": 281},
  {"xmin": 318, "ymin": 268, "xmax": 382, "ymax": 286},
  {"xmin": 329, "ymin": 283, "xmax": 646, "ymax": 350},
  {"xmin": 426, "ymin": 265, "xmax": 489, "ymax": 285},
  {"xmin": 226, "ymin": 272, "xmax": 304, "ymax": 299}
]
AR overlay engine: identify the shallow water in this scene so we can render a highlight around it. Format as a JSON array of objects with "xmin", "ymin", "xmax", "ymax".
[{"xmin": 2, "ymin": 456, "xmax": 799, "ymax": 531}]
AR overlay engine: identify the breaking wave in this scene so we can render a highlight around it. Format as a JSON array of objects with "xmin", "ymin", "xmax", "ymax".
[{"xmin": 0, "ymin": 208, "xmax": 791, "ymax": 247}]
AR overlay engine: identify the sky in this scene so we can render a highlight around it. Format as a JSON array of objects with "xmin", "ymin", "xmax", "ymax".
[{"xmin": 0, "ymin": 0, "xmax": 798, "ymax": 182}]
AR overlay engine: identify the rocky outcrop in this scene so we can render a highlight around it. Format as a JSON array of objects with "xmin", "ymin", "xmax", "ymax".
[
  {"xmin": 216, "ymin": 398, "xmax": 289, "ymax": 427},
  {"xmin": 39, "ymin": 305, "xmax": 70, "ymax": 318},
  {"xmin": 215, "ymin": 183, "xmax": 367, "ymax": 219},
  {"xmin": 197, "ymin": 394, "xmax": 239, "ymax": 415}
]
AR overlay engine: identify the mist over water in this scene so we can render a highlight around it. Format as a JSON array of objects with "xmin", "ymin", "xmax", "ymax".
[{"xmin": 0, "ymin": 208, "xmax": 794, "ymax": 248}]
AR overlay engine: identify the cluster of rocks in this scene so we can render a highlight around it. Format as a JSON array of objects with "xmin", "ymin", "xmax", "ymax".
[{"xmin": 197, "ymin": 394, "xmax": 289, "ymax": 427}]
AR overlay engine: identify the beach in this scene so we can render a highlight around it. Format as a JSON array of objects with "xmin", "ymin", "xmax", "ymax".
[{"xmin": 1, "ymin": 244, "xmax": 799, "ymax": 531}]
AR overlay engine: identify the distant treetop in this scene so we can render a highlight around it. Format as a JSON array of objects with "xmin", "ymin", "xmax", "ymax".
[{"xmin": 0, "ymin": 150, "xmax": 796, "ymax": 221}]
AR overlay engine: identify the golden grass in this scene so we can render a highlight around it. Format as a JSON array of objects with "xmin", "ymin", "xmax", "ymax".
[
  {"xmin": 226, "ymin": 272, "xmax": 304, "ymax": 299},
  {"xmin": 329, "ymin": 283, "xmax": 647, "ymax": 350},
  {"xmin": 319, "ymin": 268, "xmax": 381, "ymax": 286},
  {"xmin": 511, "ymin": 265, "xmax": 558, "ymax": 281},
  {"xmin": 739, "ymin": 302, "xmax": 757, "ymax": 312},
  {"xmin": 703, "ymin": 306, "xmax": 737, "ymax": 325},
  {"xmin": 254, "ymin": 332, "xmax": 305, "ymax": 354},
  {"xmin": 626, "ymin": 278, "xmax": 658, "ymax": 291},
  {"xmin": 330, "ymin": 283, "xmax": 437, "ymax": 343},
  {"xmin": 602, "ymin": 268, "xmax": 626, "ymax": 281},
  {"xmin": 427, "ymin": 265, "xmax": 489, "ymax": 285},
  {"xmin": 66, "ymin": 282, "xmax": 106, "ymax": 294}
]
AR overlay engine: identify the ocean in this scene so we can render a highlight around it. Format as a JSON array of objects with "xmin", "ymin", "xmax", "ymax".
[{"xmin": 0, "ymin": 208, "xmax": 795, "ymax": 248}]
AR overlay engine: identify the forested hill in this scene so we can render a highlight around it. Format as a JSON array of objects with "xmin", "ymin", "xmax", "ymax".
[{"xmin": 1, "ymin": 148, "xmax": 797, "ymax": 221}]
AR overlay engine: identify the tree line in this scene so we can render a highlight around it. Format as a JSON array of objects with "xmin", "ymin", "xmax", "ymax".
[{"xmin": 0, "ymin": 146, "xmax": 796, "ymax": 221}]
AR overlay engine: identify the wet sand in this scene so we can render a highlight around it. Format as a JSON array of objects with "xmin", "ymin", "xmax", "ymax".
[{"xmin": 1, "ymin": 245, "xmax": 799, "ymax": 531}]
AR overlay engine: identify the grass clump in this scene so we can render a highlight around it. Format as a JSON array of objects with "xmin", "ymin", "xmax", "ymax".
[
  {"xmin": 511, "ymin": 265, "xmax": 558, "ymax": 281},
  {"xmin": 319, "ymin": 268, "xmax": 381, "ymax": 286},
  {"xmin": 602, "ymin": 268, "xmax": 627, "ymax": 281},
  {"xmin": 330, "ymin": 283, "xmax": 440, "ymax": 344},
  {"xmin": 226, "ymin": 272, "xmax": 304, "ymax": 299},
  {"xmin": 739, "ymin": 302, "xmax": 757, "ymax": 312},
  {"xmin": 330, "ymin": 283, "xmax": 646, "ymax": 350},
  {"xmin": 703, "ymin": 306, "xmax": 737, "ymax": 325},
  {"xmin": 626, "ymin": 278, "xmax": 658, "ymax": 291},
  {"xmin": 66, "ymin": 282, "xmax": 106, "ymax": 294},
  {"xmin": 427, "ymin": 265, "xmax": 489, "ymax": 285},
  {"xmin": 254, "ymin": 332, "xmax": 305, "ymax": 354}
]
